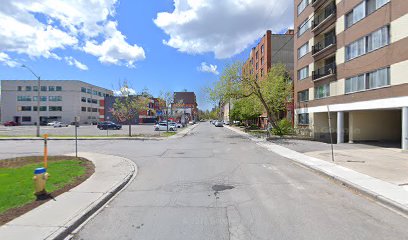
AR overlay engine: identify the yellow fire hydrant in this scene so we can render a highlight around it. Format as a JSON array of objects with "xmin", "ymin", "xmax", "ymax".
[{"xmin": 33, "ymin": 167, "xmax": 49, "ymax": 196}]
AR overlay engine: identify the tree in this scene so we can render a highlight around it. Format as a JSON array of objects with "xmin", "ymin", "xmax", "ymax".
[
  {"xmin": 212, "ymin": 62, "xmax": 292, "ymax": 129},
  {"xmin": 110, "ymin": 81, "xmax": 152, "ymax": 136},
  {"xmin": 230, "ymin": 96, "xmax": 263, "ymax": 123},
  {"xmin": 158, "ymin": 91, "xmax": 174, "ymax": 132}
]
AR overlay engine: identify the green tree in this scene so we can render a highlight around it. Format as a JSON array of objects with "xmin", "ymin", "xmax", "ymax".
[
  {"xmin": 212, "ymin": 62, "xmax": 292, "ymax": 129},
  {"xmin": 230, "ymin": 96, "xmax": 263, "ymax": 123},
  {"xmin": 158, "ymin": 91, "xmax": 174, "ymax": 132},
  {"xmin": 111, "ymin": 81, "xmax": 152, "ymax": 136}
]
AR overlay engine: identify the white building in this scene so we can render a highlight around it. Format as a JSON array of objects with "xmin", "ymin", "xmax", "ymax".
[{"xmin": 0, "ymin": 80, "xmax": 113, "ymax": 125}]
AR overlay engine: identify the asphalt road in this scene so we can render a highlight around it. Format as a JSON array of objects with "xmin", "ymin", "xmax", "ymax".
[{"xmin": 1, "ymin": 123, "xmax": 408, "ymax": 239}]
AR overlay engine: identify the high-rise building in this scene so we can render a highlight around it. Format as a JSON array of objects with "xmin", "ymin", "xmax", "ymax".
[{"xmin": 294, "ymin": 0, "xmax": 408, "ymax": 150}]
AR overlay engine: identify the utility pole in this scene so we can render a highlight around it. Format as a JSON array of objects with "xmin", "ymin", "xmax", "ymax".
[{"xmin": 22, "ymin": 65, "xmax": 41, "ymax": 137}]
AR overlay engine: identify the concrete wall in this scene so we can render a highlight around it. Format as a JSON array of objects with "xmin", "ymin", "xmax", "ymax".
[
  {"xmin": 349, "ymin": 110, "xmax": 401, "ymax": 142},
  {"xmin": 313, "ymin": 112, "xmax": 337, "ymax": 142}
]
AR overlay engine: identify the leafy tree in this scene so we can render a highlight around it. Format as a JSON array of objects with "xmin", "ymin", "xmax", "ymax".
[
  {"xmin": 158, "ymin": 91, "xmax": 174, "ymax": 132},
  {"xmin": 111, "ymin": 81, "xmax": 152, "ymax": 136},
  {"xmin": 230, "ymin": 96, "xmax": 263, "ymax": 123},
  {"xmin": 212, "ymin": 62, "xmax": 292, "ymax": 129}
]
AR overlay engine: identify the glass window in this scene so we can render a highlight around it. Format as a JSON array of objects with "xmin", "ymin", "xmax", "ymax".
[
  {"xmin": 49, "ymin": 96, "xmax": 62, "ymax": 101},
  {"xmin": 261, "ymin": 45, "xmax": 264, "ymax": 53},
  {"xmin": 87, "ymin": 98, "xmax": 91, "ymax": 103},
  {"xmin": 298, "ymin": 113, "xmax": 309, "ymax": 125},
  {"xmin": 298, "ymin": 18, "xmax": 310, "ymax": 37},
  {"xmin": 297, "ymin": 0, "xmax": 309, "ymax": 15},
  {"xmin": 81, "ymin": 97, "xmax": 86, "ymax": 102},
  {"xmin": 33, "ymin": 86, "xmax": 38, "ymax": 91},
  {"xmin": 345, "ymin": 74, "xmax": 366, "ymax": 93},
  {"xmin": 367, "ymin": 26, "xmax": 389, "ymax": 52},
  {"xmin": 49, "ymin": 106, "xmax": 62, "ymax": 111},
  {"xmin": 92, "ymin": 99, "xmax": 98, "ymax": 104},
  {"xmin": 368, "ymin": 67, "xmax": 390, "ymax": 89},
  {"xmin": 315, "ymin": 84, "xmax": 330, "ymax": 99},
  {"xmin": 56, "ymin": 86, "xmax": 62, "ymax": 91},
  {"xmin": 298, "ymin": 66, "xmax": 309, "ymax": 80},
  {"xmin": 87, "ymin": 107, "xmax": 92, "ymax": 112},
  {"xmin": 21, "ymin": 106, "xmax": 32, "ymax": 111},
  {"xmin": 81, "ymin": 107, "xmax": 87, "ymax": 112},
  {"xmin": 87, "ymin": 88, "xmax": 91, "ymax": 94},
  {"xmin": 41, "ymin": 86, "xmax": 47, "ymax": 91},
  {"xmin": 298, "ymin": 42, "xmax": 309, "ymax": 59},
  {"xmin": 81, "ymin": 87, "xmax": 87, "ymax": 93},
  {"xmin": 346, "ymin": 37, "xmax": 365, "ymax": 61},
  {"xmin": 298, "ymin": 90, "xmax": 309, "ymax": 102},
  {"xmin": 48, "ymin": 86, "xmax": 55, "ymax": 91},
  {"xmin": 92, "ymin": 108, "xmax": 98, "ymax": 112},
  {"xmin": 25, "ymin": 86, "xmax": 31, "ymax": 91},
  {"xmin": 17, "ymin": 86, "xmax": 22, "ymax": 91},
  {"xmin": 33, "ymin": 106, "xmax": 47, "ymax": 111},
  {"xmin": 22, "ymin": 116, "xmax": 31, "ymax": 122},
  {"xmin": 93, "ymin": 90, "xmax": 98, "ymax": 95},
  {"xmin": 17, "ymin": 96, "xmax": 31, "ymax": 101},
  {"xmin": 33, "ymin": 96, "xmax": 47, "ymax": 102}
]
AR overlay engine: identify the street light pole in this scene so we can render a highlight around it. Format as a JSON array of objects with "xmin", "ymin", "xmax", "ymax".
[{"xmin": 22, "ymin": 65, "xmax": 41, "ymax": 137}]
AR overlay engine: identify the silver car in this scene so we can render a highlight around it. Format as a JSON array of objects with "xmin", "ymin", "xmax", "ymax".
[{"xmin": 215, "ymin": 121, "xmax": 223, "ymax": 127}]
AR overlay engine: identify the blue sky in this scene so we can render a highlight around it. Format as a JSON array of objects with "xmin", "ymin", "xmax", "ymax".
[{"xmin": 0, "ymin": 0, "xmax": 293, "ymax": 110}]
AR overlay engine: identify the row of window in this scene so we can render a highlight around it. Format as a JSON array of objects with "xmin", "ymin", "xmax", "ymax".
[
  {"xmin": 345, "ymin": 25, "xmax": 389, "ymax": 61},
  {"xmin": 81, "ymin": 87, "xmax": 109, "ymax": 97},
  {"xmin": 17, "ymin": 86, "xmax": 62, "ymax": 92},
  {"xmin": 297, "ymin": 0, "xmax": 309, "ymax": 16},
  {"xmin": 298, "ymin": 18, "xmax": 311, "ymax": 37},
  {"xmin": 298, "ymin": 42, "xmax": 309, "ymax": 59},
  {"xmin": 297, "ymin": 67, "xmax": 390, "ymax": 102},
  {"xmin": 345, "ymin": 0, "xmax": 389, "ymax": 29},
  {"xmin": 81, "ymin": 97, "xmax": 98, "ymax": 104},
  {"xmin": 19, "ymin": 106, "xmax": 62, "ymax": 111},
  {"xmin": 17, "ymin": 96, "xmax": 62, "ymax": 102},
  {"xmin": 81, "ymin": 107, "xmax": 98, "ymax": 112}
]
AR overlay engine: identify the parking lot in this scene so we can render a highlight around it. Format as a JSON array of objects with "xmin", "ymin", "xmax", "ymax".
[{"xmin": 0, "ymin": 124, "xmax": 181, "ymax": 137}]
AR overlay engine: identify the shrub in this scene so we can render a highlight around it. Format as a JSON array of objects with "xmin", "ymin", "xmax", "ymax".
[{"xmin": 271, "ymin": 119, "xmax": 293, "ymax": 136}]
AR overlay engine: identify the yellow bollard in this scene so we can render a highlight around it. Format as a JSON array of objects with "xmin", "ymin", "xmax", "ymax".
[
  {"xmin": 43, "ymin": 134, "xmax": 48, "ymax": 168},
  {"xmin": 33, "ymin": 167, "xmax": 49, "ymax": 196}
]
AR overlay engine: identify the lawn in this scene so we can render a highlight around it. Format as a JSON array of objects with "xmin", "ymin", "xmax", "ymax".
[
  {"xmin": 0, "ymin": 158, "xmax": 88, "ymax": 215},
  {"xmin": 160, "ymin": 131, "xmax": 177, "ymax": 137}
]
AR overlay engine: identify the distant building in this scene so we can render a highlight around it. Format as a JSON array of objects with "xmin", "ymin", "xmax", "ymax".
[
  {"xmin": 173, "ymin": 92, "xmax": 198, "ymax": 123},
  {"xmin": 0, "ymin": 80, "xmax": 112, "ymax": 125},
  {"xmin": 242, "ymin": 29, "xmax": 295, "ymax": 128}
]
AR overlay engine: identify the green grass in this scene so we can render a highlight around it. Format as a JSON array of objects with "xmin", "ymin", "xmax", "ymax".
[
  {"xmin": 0, "ymin": 159, "xmax": 86, "ymax": 214},
  {"xmin": 160, "ymin": 132, "xmax": 177, "ymax": 137}
]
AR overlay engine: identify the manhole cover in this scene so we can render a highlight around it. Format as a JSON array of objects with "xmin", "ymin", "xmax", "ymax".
[{"xmin": 212, "ymin": 185, "xmax": 234, "ymax": 192}]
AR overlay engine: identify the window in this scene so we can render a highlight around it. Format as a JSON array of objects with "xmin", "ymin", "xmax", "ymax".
[
  {"xmin": 21, "ymin": 106, "xmax": 32, "ymax": 111},
  {"xmin": 17, "ymin": 96, "xmax": 31, "ymax": 101},
  {"xmin": 92, "ymin": 99, "xmax": 98, "ymax": 104},
  {"xmin": 298, "ymin": 90, "xmax": 309, "ymax": 102},
  {"xmin": 298, "ymin": 113, "xmax": 309, "ymax": 125},
  {"xmin": 87, "ymin": 98, "xmax": 91, "ymax": 103},
  {"xmin": 98, "ymin": 92, "xmax": 102, "ymax": 97},
  {"xmin": 367, "ymin": 26, "xmax": 389, "ymax": 52},
  {"xmin": 22, "ymin": 116, "xmax": 31, "ymax": 122},
  {"xmin": 346, "ymin": 0, "xmax": 389, "ymax": 28},
  {"xmin": 261, "ymin": 45, "xmax": 264, "ymax": 53},
  {"xmin": 256, "ymin": 51, "xmax": 258, "ymax": 59},
  {"xmin": 345, "ymin": 26, "xmax": 389, "ymax": 61},
  {"xmin": 297, "ymin": 0, "xmax": 309, "ymax": 15},
  {"xmin": 93, "ymin": 90, "xmax": 98, "ymax": 95},
  {"xmin": 48, "ymin": 86, "xmax": 55, "ymax": 91},
  {"xmin": 49, "ymin": 96, "xmax": 62, "ymax": 101},
  {"xmin": 92, "ymin": 108, "xmax": 98, "ymax": 112},
  {"xmin": 33, "ymin": 106, "xmax": 47, "ymax": 111},
  {"xmin": 298, "ymin": 18, "xmax": 310, "ymax": 37},
  {"xmin": 298, "ymin": 42, "xmax": 309, "ymax": 59},
  {"xmin": 81, "ymin": 97, "xmax": 86, "ymax": 102},
  {"xmin": 17, "ymin": 86, "xmax": 22, "ymax": 91},
  {"xmin": 261, "ymin": 57, "xmax": 264, "ymax": 65},
  {"xmin": 345, "ymin": 74, "xmax": 366, "ymax": 93},
  {"xmin": 315, "ymin": 84, "xmax": 330, "ymax": 99},
  {"xmin": 41, "ymin": 86, "xmax": 47, "ymax": 91},
  {"xmin": 49, "ymin": 106, "xmax": 62, "ymax": 111},
  {"xmin": 25, "ymin": 86, "xmax": 31, "ymax": 91},
  {"xmin": 81, "ymin": 107, "xmax": 87, "ymax": 112},
  {"xmin": 56, "ymin": 86, "xmax": 62, "ymax": 91},
  {"xmin": 261, "ymin": 68, "xmax": 264, "ymax": 77},
  {"xmin": 87, "ymin": 88, "xmax": 91, "ymax": 94},
  {"xmin": 367, "ymin": 67, "xmax": 389, "ymax": 89},
  {"xmin": 298, "ymin": 66, "xmax": 309, "ymax": 80},
  {"xmin": 33, "ymin": 96, "xmax": 47, "ymax": 102},
  {"xmin": 87, "ymin": 107, "xmax": 92, "ymax": 112},
  {"xmin": 81, "ymin": 87, "xmax": 87, "ymax": 93},
  {"xmin": 256, "ymin": 62, "xmax": 258, "ymax": 70},
  {"xmin": 33, "ymin": 86, "xmax": 38, "ymax": 91}
]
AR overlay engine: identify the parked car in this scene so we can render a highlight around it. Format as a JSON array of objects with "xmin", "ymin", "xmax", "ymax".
[
  {"xmin": 53, "ymin": 122, "xmax": 69, "ymax": 127},
  {"xmin": 3, "ymin": 121, "xmax": 18, "ymax": 126},
  {"xmin": 215, "ymin": 121, "xmax": 224, "ymax": 127},
  {"xmin": 175, "ymin": 122, "xmax": 183, "ymax": 128},
  {"xmin": 223, "ymin": 120, "xmax": 230, "ymax": 125},
  {"xmin": 47, "ymin": 121, "xmax": 58, "ymax": 126},
  {"xmin": 154, "ymin": 122, "xmax": 176, "ymax": 131},
  {"xmin": 97, "ymin": 121, "xmax": 122, "ymax": 130}
]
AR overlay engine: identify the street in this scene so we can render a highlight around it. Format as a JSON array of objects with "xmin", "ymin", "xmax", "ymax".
[{"xmin": 1, "ymin": 123, "xmax": 408, "ymax": 239}]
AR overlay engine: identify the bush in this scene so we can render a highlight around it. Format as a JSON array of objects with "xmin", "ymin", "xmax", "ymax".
[{"xmin": 271, "ymin": 119, "xmax": 293, "ymax": 137}]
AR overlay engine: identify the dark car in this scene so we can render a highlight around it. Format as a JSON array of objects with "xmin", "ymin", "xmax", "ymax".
[
  {"xmin": 3, "ymin": 121, "xmax": 18, "ymax": 126},
  {"xmin": 97, "ymin": 121, "xmax": 122, "ymax": 130}
]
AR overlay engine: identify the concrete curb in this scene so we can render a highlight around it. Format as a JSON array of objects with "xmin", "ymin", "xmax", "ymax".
[
  {"xmin": 168, "ymin": 123, "xmax": 199, "ymax": 139},
  {"xmin": 0, "ymin": 152, "xmax": 138, "ymax": 240},
  {"xmin": 224, "ymin": 125, "xmax": 408, "ymax": 216}
]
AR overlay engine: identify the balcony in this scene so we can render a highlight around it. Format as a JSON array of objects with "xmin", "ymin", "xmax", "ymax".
[
  {"xmin": 311, "ymin": 0, "xmax": 325, "ymax": 8},
  {"xmin": 312, "ymin": 62, "xmax": 336, "ymax": 81},
  {"xmin": 312, "ymin": 3, "xmax": 336, "ymax": 31},
  {"xmin": 312, "ymin": 34, "xmax": 336, "ymax": 56}
]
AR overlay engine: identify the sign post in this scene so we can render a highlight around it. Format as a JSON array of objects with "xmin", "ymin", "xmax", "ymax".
[
  {"xmin": 75, "ymin": 116, "xmax": 80, "ymax": 158},
  {"xmin": 43, "ymin": 134, "xmax": 48, "ymax": 168},
  {"xmin": 106, "ymin": 116, "xmax": 110, "ymax": 136}
]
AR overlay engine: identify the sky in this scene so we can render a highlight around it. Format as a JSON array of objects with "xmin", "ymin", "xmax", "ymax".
[{"xmin": 0, "ymin": 0, "xmax": 293, "ymax": 110}]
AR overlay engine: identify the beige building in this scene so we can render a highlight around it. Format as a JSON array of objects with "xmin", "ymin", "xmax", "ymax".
[{"xmin": 294, "ymin": 0, "xmax": 408, "ymax": 150}]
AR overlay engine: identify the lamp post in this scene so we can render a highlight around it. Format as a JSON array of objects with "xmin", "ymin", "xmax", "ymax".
[{"xmin": 21, "ymin": 65, "xmax": 41, "ymax": 137}]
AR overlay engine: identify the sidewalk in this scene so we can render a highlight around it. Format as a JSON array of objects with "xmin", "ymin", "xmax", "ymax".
[
  {"xmin": 225, "ymin": 125, "xmax": 408, "ymax": 214},
  {"xmin": 0, "ymin": 152, "xmax": 137, "ymax": 240}
]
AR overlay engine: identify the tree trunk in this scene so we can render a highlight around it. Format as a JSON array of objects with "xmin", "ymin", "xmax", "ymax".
[{"xmin": 128, "ymin": 119, "xmax": 131, "ymax": 137}]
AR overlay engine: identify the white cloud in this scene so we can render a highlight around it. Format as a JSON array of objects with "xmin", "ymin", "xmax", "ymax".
[
  {"xmin": 64, "ymin": 56, "xmax": 88, "ymax": 71},
  {"xmin": 154, "ymin": 0, "xmax": 293, "ymax": 59},
  {"xmin": 83, "ymin": 21, "xmax": 145, "ymax": 67},
  {"xmin": 0, "ymin": 52, "xmax": 19, "ymax": 67},
  {"xmin": 113, "ymin": 87, "xmax": 137, "ymax": 96},
  {"xmin": 197, "ymin": 62, "xmax": 219, "ymax": 75},
  {"xmin": 0, "ymin": 0, "xmax": 145, "ymax": 68}
]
